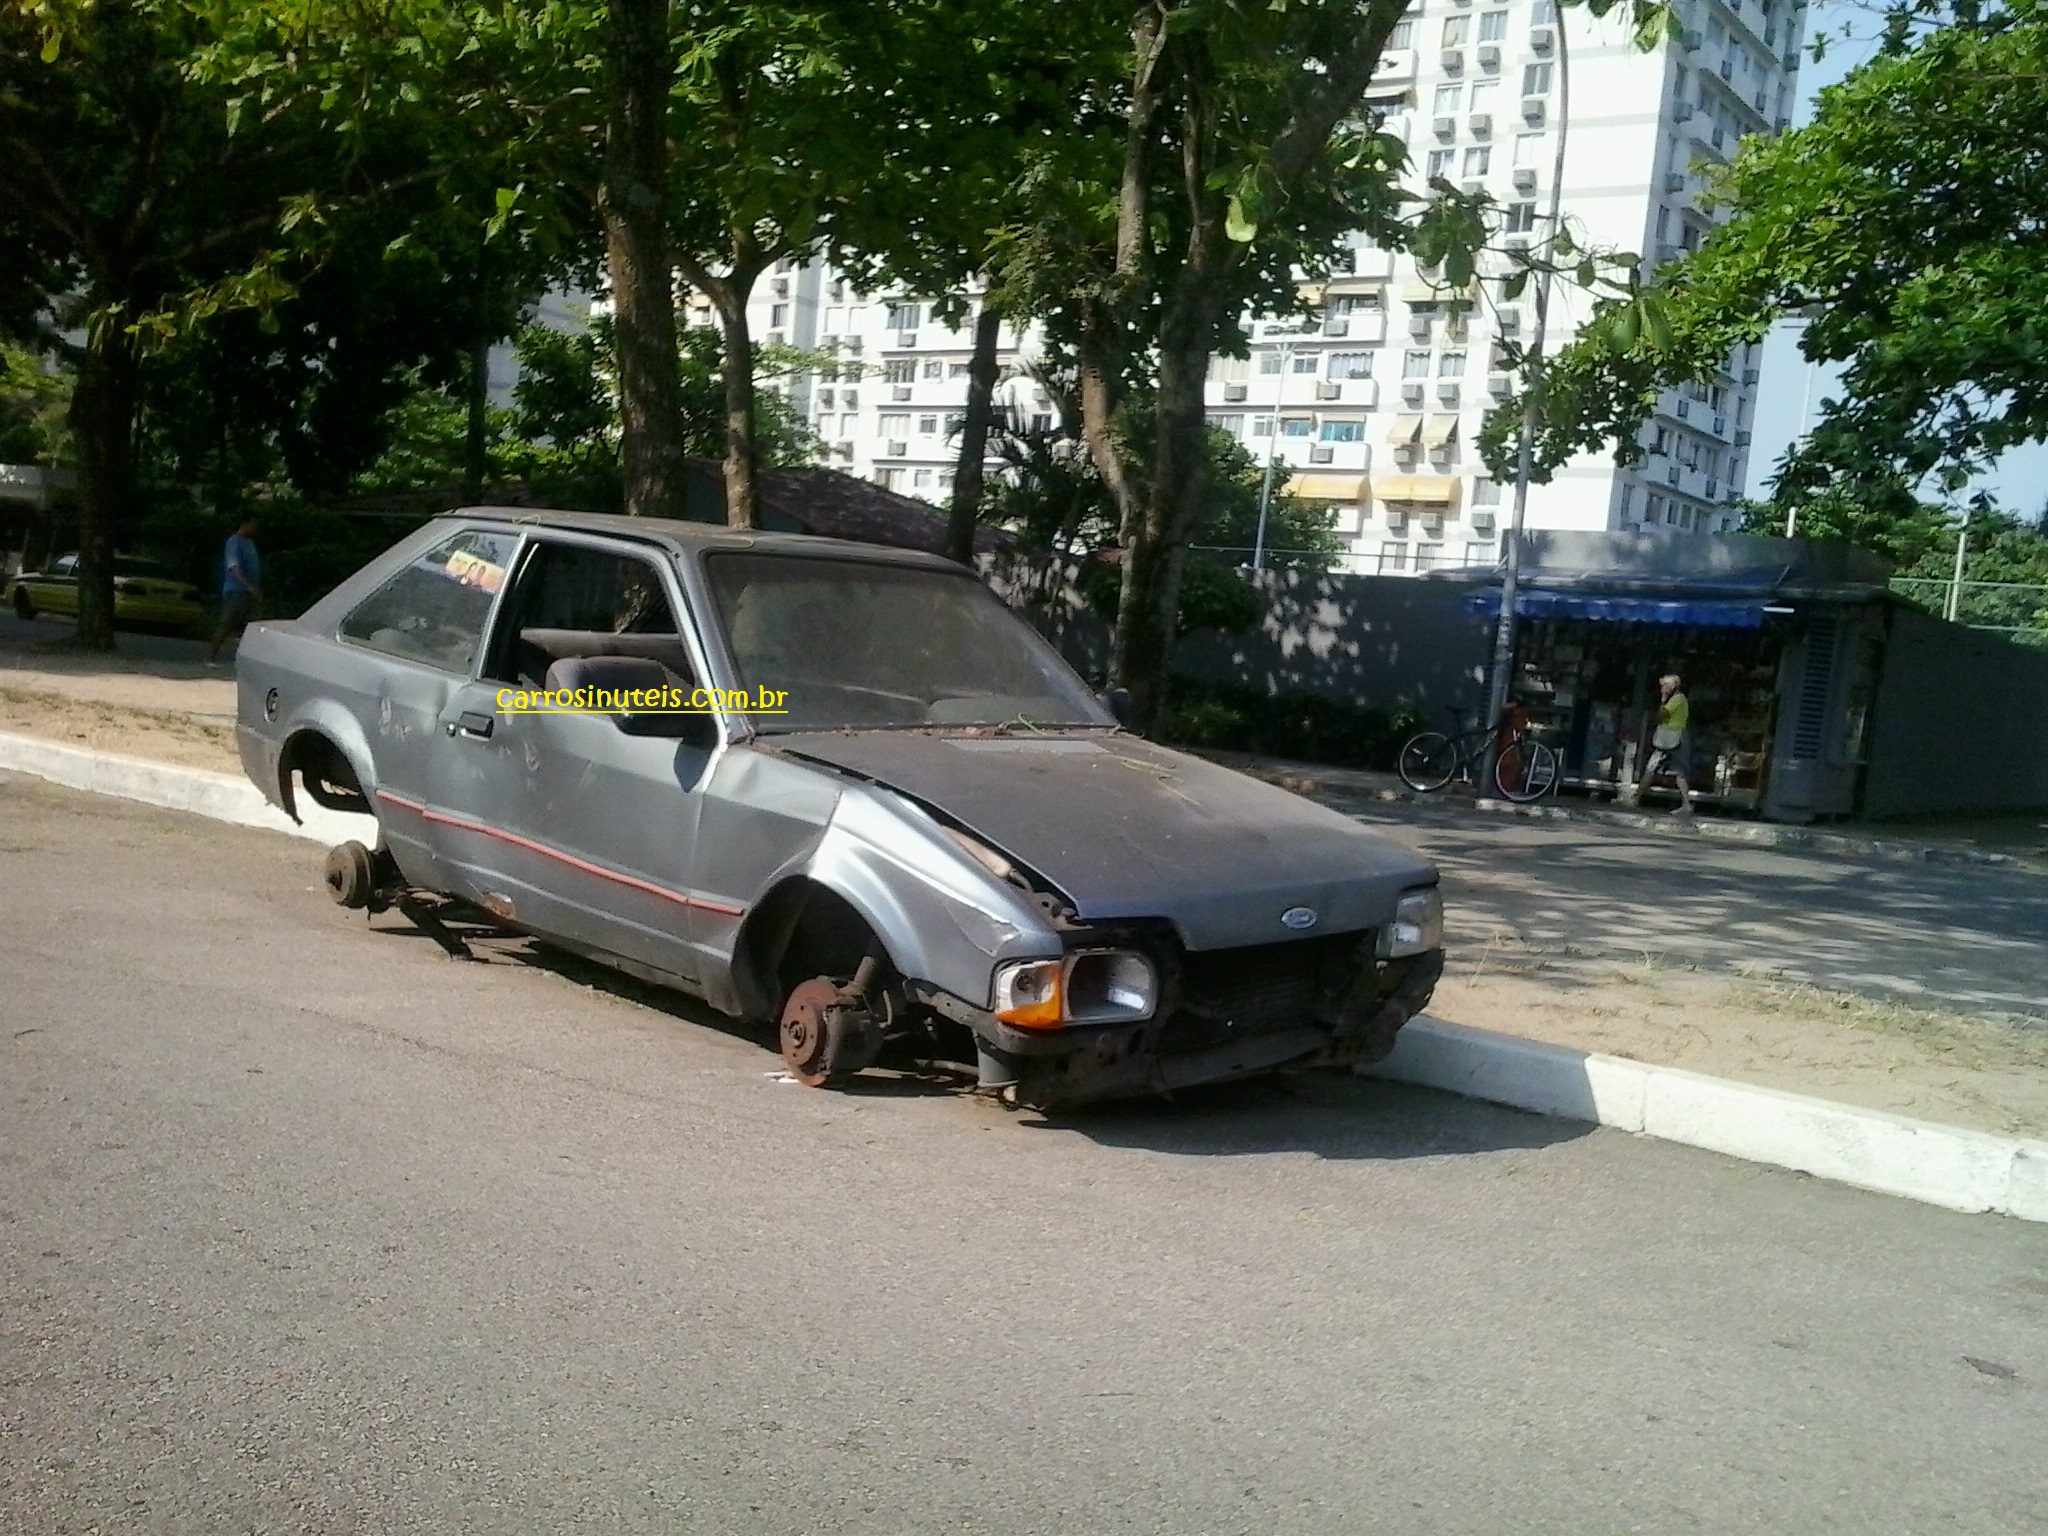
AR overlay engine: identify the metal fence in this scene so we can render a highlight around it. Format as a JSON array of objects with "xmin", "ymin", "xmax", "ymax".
[{"xmin": 1889, "ymin": 576, "xmax": 2048, "ymax": 646}]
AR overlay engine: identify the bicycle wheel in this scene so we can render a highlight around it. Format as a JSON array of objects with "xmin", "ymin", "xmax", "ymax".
[
  {"xmin": 1494, "ymin": 737, "xmax": 1559, "ymax": 803},
  {"xmin": 1397, "ymin": 731, "xmax": 1460, "ymax": 792}
]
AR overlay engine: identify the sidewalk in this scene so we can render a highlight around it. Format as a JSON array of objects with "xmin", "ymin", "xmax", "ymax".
[{"xmin": 1202, "ymin": 747, "xmax": 2048, "ymax": 874}]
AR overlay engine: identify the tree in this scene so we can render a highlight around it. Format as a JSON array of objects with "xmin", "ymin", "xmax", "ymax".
[{"xmin": 1486, "ymin": 0, "xmax": 2048, "ymax": 552}]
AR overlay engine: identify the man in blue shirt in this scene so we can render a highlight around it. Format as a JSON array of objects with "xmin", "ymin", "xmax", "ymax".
[{"xmin": 207, "ymin": 517, "xmax": 262, "ymax": 666}]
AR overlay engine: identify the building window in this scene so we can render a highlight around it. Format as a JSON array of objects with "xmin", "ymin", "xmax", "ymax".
[
  {"xmin": 885, "ymin": 301, "xmax": 922, "ymax": 330},
  {"xmin": 1531, "ymin": 0, "xmax": 1558, "ymax": 23},
  {"xmin": 917, "ymin": 414, "xmax": 939, "ymax": 435},
  {"xmin": 1382, "ymin": 541, "xmax": 1412, "ymax": 571},
  {"xmin": 1291, "ymin": 352, "xmax": 1318, "ymax": 374},
  {"xmin": 948, "ymin": 360, "xmax": 971, "ymax": 378},
  {"xmin": 923, "ymin": 358, "xmax": 944, "ymax": 379},
  {"xmin": 1463, "ymin": 146, "xmax": 1491, "ymax": 176},
  {"xmin": 884, "ymin": 359, "xmax": 915, "ymax": 384},
  {"xmin": 913, "ymin": 468, "xmax": 932, "ymax": 488},
  {"xmin": 1469, "ymin": 77, "xmax": 1499, "ymax": 108},
  {"xmin": 1505, "ymin": 201, "xmax": 1537, "ymax": 233},
  {"xmin": 1331, "ymin": 292, "xmax": 1383, "ymax": 315},
  {"xmin": 1388, "ymin": 18, "xmax": 1414, "ymax": 48},
  {"xmin": 1280, "ymin": 416, "xmax": 1314, "ymax": 438},
  {"xmin": 938, "ymin": 470, "xmax": 956, "ymax": 491},
  {"xmin": 770, "ymin": 303, "xmax": 789, "ymax": 326},
  {"xmin": 1442, "ymin": 16, "xmax": 1470, "ymax": 45},
  {"xmin": 1320, "ymin": 419, "xmax": 1365, "ymax": 443},
  {"xmin": 1327, "ymin": 352, "xmax": 1374, "ymax": 379},
  {"xmin": 838, "ymin": 413, "xmax": 857, "ymax": 436},
  {"xmin": 1252, "ymin": 416, "xmax": 1274, "ymax": 437},
  {"xmin": 1030, "ymin": 412, "xmax": 1054, "ymax": 433},
  {"xmin": 1259, "ymin": 352, "xmax": 1285, "ymax": 375},
  {"xmin": 1426, "ymin": 148, "xmax": 1454, "ymax": 181},
  {"xmin": 1479, "ymin": 9, "xmax": 1508, "ymax": 40},
  {"xmin": 875, "ymin": 468, "xmax": 903, "ymax": 490},
  {"xmin": 1209, "ymin": 354, "xmax": 1251, "ymax": 381},
  {"xmin": 1472, "ymin": 476, "xmax": 1501, "ymax": 506},
  {"xmin": 944, "ymin": 412, "xmax": 966, "ymax": 435},
  {"xmin": 1438, "ymin": 350, "xmax": 1467, "ymax": 375},
  {"xmin": 1403, "ymin": 349, "xmax": 1431, "ymax": 378},
  {"xmin": 1433, "ymin": 84, "xmax": 1461, "ymax": 114},
  {"xmin": 877, "ymin": 413, "xmax": 910, "ymax": 436},
  {"xmin": 1209, "ymin": 414, "xmax": 1245, "ymax": 436},
  {"xmin": 1514, "ymin": 131, "xmax": 1543, "ymax": 166},
  {"xmin": 1523, "ymin": 62, "xmax": 1553, "ymax": 95}
]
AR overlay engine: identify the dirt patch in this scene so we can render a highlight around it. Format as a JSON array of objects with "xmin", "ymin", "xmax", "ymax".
[
  {"xmin": 0, "ymin": 686, "xmax": 240, "ymax": 774},
  {"xmin": 1432, "ymin": 937, "xmax": 2048, "ymax": 1138}
]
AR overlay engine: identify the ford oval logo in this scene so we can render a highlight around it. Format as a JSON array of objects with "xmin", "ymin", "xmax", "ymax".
[{"xmin": 1281, "ymin": 906, "xmax": 1318, "ymax": 931}]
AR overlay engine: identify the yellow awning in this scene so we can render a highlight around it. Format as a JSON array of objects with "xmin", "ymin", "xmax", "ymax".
[
  {"xmin": 1423, "ymin": 414, "xmax": 1460, "ymax": 446},
  {"xmin": 1386, "ymin": 413, "xmax": 1424, "ymax": 444},
  {"xmin": 1376, "ymin": 475, "xmax": 1460, "ymax": 506},
  {"xmin": 1287, "ymin": 473, "xmax": 1368, "ymax": 502}
]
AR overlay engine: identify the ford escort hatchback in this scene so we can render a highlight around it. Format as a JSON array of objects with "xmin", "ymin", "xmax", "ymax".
[{"xmin": 234, "ymin": 509, "xmax": 1444, "ymax": 1106}]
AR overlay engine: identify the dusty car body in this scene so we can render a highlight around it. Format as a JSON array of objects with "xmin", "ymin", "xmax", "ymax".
[{"xmin": 235, "ymin": 509, "xmax": 1444, "ymax": 1106}]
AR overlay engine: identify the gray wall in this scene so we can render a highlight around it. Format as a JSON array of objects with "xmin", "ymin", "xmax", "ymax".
[{"xmin": 1861, "ymin": 608, "xmax": 2048, "ymax": 816}]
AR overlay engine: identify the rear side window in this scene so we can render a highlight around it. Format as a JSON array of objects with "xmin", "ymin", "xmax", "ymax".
[{"xmin": 339, "ymin": 528, "xmax": 519, "ymax": 674}]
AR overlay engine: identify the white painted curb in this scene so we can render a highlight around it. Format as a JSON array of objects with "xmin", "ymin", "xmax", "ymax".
[
  {"xmin": 0, "ymin": 729, "xmax": 359, "ymax": 847},
  {"xmin": 1373, "ymin": 1019, "xmax": 2048, "ymax": 1222},
  {"xmin": 7, "ymin": 727, "xmax": 2044, "ymax": 1222}
]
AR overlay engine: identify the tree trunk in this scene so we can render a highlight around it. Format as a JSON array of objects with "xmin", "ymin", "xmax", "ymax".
[
  {"xmin": 597, "ymin": 0, "xmax": 684, "ymax": 518},
  {"xmin": 66, "ymin": 324, "xmax": 139, "ymax": 652},
  {"xmin": 463, "ymin": 236, "xmax": 492, "ymax": 503},
  {"xmin": 711, "ymin": 287, "xmax": 762, "ymax": 530},
  {"xmin": 945, "ymin": 300, "xmax": 1004, "ymax": 565}
]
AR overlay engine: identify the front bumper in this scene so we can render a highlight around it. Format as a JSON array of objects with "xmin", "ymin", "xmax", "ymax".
[{"xmin": 969, "ymin": 944, "xmax": 1444, "ymax": 1108}]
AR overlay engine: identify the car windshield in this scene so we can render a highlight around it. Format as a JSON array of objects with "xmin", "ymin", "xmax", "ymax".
[{"xmin": 705, "ymin": 551, "xmax": 1110, "ymax": 731}]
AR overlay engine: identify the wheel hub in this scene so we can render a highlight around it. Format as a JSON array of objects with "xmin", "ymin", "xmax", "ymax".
[{"xmin": 779, "ymin": 978, "xmax": 843, "ymax": 1086}]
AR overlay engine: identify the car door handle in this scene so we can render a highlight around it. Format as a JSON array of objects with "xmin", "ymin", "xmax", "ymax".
[{"xmin": 451, "ymin": 711, "xmax": 495, "ymax": 739}]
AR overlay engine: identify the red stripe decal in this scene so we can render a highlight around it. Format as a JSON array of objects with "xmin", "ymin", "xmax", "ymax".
[{"xmin": 374, "ymin": 789, "xmax": 744, "ymax": 917}]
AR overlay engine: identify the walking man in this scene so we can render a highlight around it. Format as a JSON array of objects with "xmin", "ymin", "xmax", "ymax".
[
  {"xmin": 1643, "ymin": 671, "xmax": 1694, "ymax": 815},
  {"xmin": 207, "ymin": 516, "xmax": 261, "ymax": 666}
]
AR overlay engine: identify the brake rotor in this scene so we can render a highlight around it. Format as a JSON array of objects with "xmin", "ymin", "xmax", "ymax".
[{"xmin": 778, "ymin": 978, "xmax": 842, "ymax": 1086}]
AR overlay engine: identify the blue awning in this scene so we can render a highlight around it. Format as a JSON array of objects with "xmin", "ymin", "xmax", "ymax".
[{"xmin": 1464, "ymin": 590, "xmax": 1767, "ymax": 628}]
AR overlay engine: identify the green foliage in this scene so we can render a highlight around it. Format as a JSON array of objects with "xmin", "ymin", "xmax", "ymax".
[
  {"xmin": 1492, "ymin": 0, "xmax": 2048, "ymax": 557},
  {"xmin": 0, "ymin": 343, "xmax": 69, "ymax": 465},
  {"xmin": 1162, "ymin": 676, "xmax": 1427, "ymax": 772},
  {"xmin": 1897, "ymin": 511, "xmax": 2048, "ymax": 642}
]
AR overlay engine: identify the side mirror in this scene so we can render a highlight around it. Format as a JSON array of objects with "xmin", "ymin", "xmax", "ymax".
[
  {"xmin": 615, "ymin": 705, "xmax": 721, "ymax": 749},
  {"xmin": 1099, "ymin": 687, "xmax": 1132, "ymax": 725}
]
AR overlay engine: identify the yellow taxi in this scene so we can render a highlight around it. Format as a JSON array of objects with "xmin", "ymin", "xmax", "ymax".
[{"xmin": 7, "ymin": 553, "xmax": 208, "ymax": 634}]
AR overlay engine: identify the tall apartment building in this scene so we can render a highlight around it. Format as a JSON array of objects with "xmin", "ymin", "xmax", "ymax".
[{"xmin": 683, "ymin": 0, "xmax": 1806, "ymax": 574}]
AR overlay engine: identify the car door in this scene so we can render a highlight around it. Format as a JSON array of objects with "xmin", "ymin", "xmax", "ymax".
[
  {"xmin": 423, "ymin": 534, "xmax": 723, "ymax": 983},
  {"xmin": 330, "ymin": 524, "xmax": 522, "ymax": 888}
]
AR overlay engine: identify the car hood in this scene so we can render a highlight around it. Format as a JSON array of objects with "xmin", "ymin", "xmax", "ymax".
[{"xmin": 772, "ymin": 730, "xmax": 1437, "ymax": 952}]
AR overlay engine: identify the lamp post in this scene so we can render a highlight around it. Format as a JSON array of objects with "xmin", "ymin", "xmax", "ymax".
[
  {"xmin": 1945, "ymin": 503, "xmax": 1972, "ymax": 622},
  {"xmin": 1251, "ymin": 337, "xmax": 1297, "ymax": 571},
  {"xmin": 1480, "ymin": 11, "xmax": 1571, "ymax": 785},
  {"xmin": 1786, "ymin": 313, "xmax": 1819, "ymax": 538}
]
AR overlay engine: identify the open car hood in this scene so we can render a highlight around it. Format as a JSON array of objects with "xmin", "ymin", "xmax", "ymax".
[{"xmin": 772, "ymin": 730, "xmax": 1438, "ymax": 952}]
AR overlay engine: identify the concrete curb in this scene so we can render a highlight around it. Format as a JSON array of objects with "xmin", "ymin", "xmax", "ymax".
[
  {"xmin": 0, "ymin": 729, "xmax": 357, "ymax": 847},
  {"xmin": 7, "ymin": 728, "xmax": 2042, "ymax": 1222},
  {"xmin": 1371, "ymin": 1019, "xmax": 2048, "ymax": 1222}
]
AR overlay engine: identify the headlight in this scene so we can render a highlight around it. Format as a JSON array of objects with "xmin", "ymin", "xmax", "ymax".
[
  {"xmin": 1378, "ymin": 886, "xmax": 1444, "ymax": 958},
  {"xmin": 993, "ymin": 949, "xmax": 1157, "ymax": 1030}
]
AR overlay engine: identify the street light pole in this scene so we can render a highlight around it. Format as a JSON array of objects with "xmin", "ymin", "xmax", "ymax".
[
  {"xmin": 1481, "ymin": 13, "xmax": 1571, "ymax": 785},
  {"xmin": 1786, "ymin": 318, "xmax": 1817, "ymax": 538},
  {"xmin": 1946, "ymin": 503, "xmax": 1972, "ymax": 622},
  {"xmin": 1252, "ymin": 338, "xmax": 1296, "ymax": 571}
]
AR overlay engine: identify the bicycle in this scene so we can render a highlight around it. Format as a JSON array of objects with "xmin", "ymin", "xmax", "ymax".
[{"xmin": 1397, "ymin": 708, "xmax": 1559, "ymax": 803}]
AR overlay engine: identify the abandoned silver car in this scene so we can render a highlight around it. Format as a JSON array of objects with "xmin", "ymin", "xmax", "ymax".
[{"xmin": 235, "ymin": 510, "xmax": 1444, "ymax": 1106}]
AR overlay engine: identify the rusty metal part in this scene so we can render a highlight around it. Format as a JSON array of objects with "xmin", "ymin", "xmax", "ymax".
[
  {"xmin": 324, "ymin": 841, "xmax": 376, "ymax": 909},
  {"xmin": 779, "ymin": 978, "xmax": 841, "ymax": 1085}
]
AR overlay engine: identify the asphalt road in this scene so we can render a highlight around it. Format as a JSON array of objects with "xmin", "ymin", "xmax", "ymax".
[
  {"xmin": 3, "ymin": 777, "xmax": 2046, "ymax": 1535},
  {"xmin": 1339, "ymin": 798, "xmax": 2048, "ymax": 1021}
]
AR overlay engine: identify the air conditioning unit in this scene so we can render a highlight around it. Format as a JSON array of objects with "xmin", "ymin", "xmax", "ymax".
[
  {"xmin": 1487, "ymin": 372, "xmax": 1512, "ymax": 397},
  {"xmin": 1735, "ymin": 430, "xmax": 1753, "ymax": 447},
  {"xmin": 1497, "ymin": 308, "xmax": 1520, "ymax": 333},
  {"xmin": 1323, "ymin": 318, "xmax": 1350, "ymax": 337},
  {"xmin": 1530, "ymin": 25, "xmax": 1555, "ymax": 53},
  {"xmin": 1223, "ymin": 383, "xmax": 1249, "ymax": 402},
  {"xmin": 844, "ymin": 337, "xmax": 862, "ymax": 353},
  {"xmin": 773, "ymin": 278, "xmax": 790, "ymax": 298},
  {"xmin": 1477, "ymin": 41, "xmax": 1500, "ymax": 66},
  {"xmin": 842, "ymin": 390, "xmax": 858, "ymax": 407},
  {"xmin": 1470, "ymin": 507, "xmax": 1496, "ymax": 530},
  {"xmin": 834, "ymin": 440, "xmax": 853, "ymax": 458},
  {"xmin": 891, "ymin": 385, "xmax": 912, "ymax": 402},
  {"xmin": 1470, "ymin": 110, "xmax": 1493, "ymax": 136},
  {"xmin": 1433, "ymin": 113, "xmax": 1457, "ymax": 138},
  {"xmin": 1310, "ymin": 445, "xmax": 1336, "ymax": 464},
  {"xmin": 1742, "ymin": 367, "xmax": 1760, "ymax": 385},
  {"xmin": 1428, "ymin": 441, "xmax": 1454, "ymax": 467},
  {"xmin": 1385, "ymin": 505, "xmax": 1408, "ymax": 529},
  {"xmin": 1673, "ymin": 102, "xmax": 1695, "ymax": 122},
  {"xmin": 1521, "ymin": 95, "xmax": 1546, "ymax": 124},
  {"xmin": 1461, "ymin": 177, "xmax": 1485, "ymax": 197},
  {"xmin": 1420, "ymin": 510, "xmax": 1444, "ymax": 533},
  {"xmin": 1437, "ymin": 381, "xmax": 1461, "ymax": 404},
  {"xmin": 886, "ymin": 440, "xmax": 908, "ymax": 457},
  {"xmin": 1316, "ymin": 380, "xmax": 1342, "ymax": 400},
  {"xmin": 1441, "ymin": 47, "xmax": 1464, "ymax": 73},
  {"xmin": 1409, "ymin": 314, "xmax": 1433, "ymax": 339},
  {"xmin": 896, "ymin": 331, "xmax": 918, "ymax": 348},
  {"xmin": 1664, "ymin": 172, "xmax": 1685, "ymax": 193},
  {"xmin": 1401, "ymin": 380, "xmax": 1427, "ymax": 404},
  {"xmin": 1395, "ymin": 439, "xmax": 1423, "ymax": 463},
  {"xmin": 1512, "ymin": 165, "xmax": 1537, "ymax": 190},
  {"xmin": 1504, "ymin": 233, "xmax": 1530, "ymax": 253}
]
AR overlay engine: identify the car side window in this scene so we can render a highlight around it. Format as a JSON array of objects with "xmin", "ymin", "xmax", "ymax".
[
  {"xmin": 337, "ymin": 528, "xmax": 518, "ymax": 675},
  {"xmin": 482, "ymin": 540, "xmax": 697, "ymax": 688}
]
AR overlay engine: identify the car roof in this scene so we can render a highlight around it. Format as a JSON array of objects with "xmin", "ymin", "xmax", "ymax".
[{"xmin": 439, "ymin": 507, "xmax": 969, "ymax": 575}]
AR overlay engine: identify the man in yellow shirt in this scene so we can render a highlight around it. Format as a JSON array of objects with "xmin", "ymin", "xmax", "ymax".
[{"xmin": 1643, "ymin": 672, "xmax": 1694, "ymax": 815}]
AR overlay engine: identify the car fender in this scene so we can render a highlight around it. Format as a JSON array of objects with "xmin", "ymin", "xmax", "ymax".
[{"xmin": 273, "ymin": 696, "xmax": 380, "ymax": 822}]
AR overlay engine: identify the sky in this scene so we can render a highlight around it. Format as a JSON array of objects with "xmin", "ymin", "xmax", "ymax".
[{"xmin": 1743, "ymin": 5, "xmax": 2048, "ymax": 523}]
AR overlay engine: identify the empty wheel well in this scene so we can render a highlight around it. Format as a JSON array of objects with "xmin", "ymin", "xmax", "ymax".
[
  {"xmin": 731, "ymin": 879, "xmax": 894, "ymax": 1021},
  {"xmin": 279, "ymin": 730, "xmax": 371, "ymax": 819}
]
